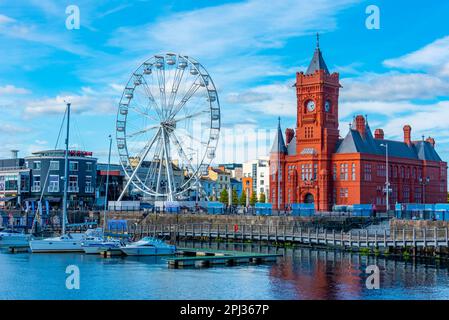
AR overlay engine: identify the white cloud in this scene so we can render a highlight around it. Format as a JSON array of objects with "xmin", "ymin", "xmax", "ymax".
[
  {"xmin": 341, "ymin": 72, "xmax": 449, "ymax": 102},
  {"xmin": 384, "ymin": 36, "xmax": 449, "ymax": 75},
  {"xmin": 0, "ymin": 85, "xmax": 31, "ymax": 95},
  {"xmin": 23, "ymin": 92, "xmax": 117, "ymax": 118},
  {"xmin": 0, "ymin": 14, "xmax": 15, "ymax": 24},
  {"xmin": 109, "ymin": 0, "xmax": 357, "ymax": 57}
]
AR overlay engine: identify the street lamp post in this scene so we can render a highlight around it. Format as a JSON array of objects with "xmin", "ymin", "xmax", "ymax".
[
  {"xmin": 380, "ymin": 143, "xmax": 391, "ymax": 215},
  {"xmin": 419, "ymin": 176, "xmax": 430, "ymax": 204}
]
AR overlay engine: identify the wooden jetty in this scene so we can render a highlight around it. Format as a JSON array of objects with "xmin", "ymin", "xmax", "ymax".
[
  {"xmin": 127, "ymin": 223, "xmax": 449, "ymax": 250},
  {"xmin": 167, "ymin": 248, "xmax": 281, "ymax": 268}
]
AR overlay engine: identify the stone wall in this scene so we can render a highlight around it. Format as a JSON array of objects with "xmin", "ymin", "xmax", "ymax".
[
  {"xmin": 98, "ymin": 211, "xmax": 379, "ymax": 231},
  {"xmin": 390, "ymin": 218, "xmax": 449, "ymax": 230}
]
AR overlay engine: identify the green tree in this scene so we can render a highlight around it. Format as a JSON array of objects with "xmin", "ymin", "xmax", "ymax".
[
  {"xmin": 232, "ymin": 188, "xmax": 239, "ymax": 205},
  {"xmin": 219, "ymin": 188, "xmax": 228, "ymax": 204},
  {"xmin": 239, "ymin": 190, "xmax": 247, "ymax": 206},
  {"xmin": 249, "ymin": 191, "xmax": 258, "ymax": 206},
  {"xmin": 259, "ymin": 192, "xmax": 266, "ymax": 203}
]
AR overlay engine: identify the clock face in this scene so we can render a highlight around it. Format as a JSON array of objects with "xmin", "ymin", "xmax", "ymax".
[
  {"xmin": 325, "ymin": 100, "xmax": 331, "ymax": 112},
  {"xmin": 306, "ymin": 100, "xmax": 315, "ymax": 112}
]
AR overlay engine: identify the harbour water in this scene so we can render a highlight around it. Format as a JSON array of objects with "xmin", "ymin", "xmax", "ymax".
[{"xmin": 1, "ymin": 242, "xmax": 449, "ymax": 300}]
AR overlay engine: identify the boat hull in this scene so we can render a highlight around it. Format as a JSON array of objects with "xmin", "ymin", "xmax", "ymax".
[{"xmin": 30, "ymin": 239, "xmax": 84, "ymax": 253}]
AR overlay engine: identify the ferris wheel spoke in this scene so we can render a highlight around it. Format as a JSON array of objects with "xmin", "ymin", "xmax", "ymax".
[
  {"xmin": 168, "ymin": 77, "xmax": 201, "ymax": 120},
  {"xmin": 129, "ymin": 105, "xmax": 160, "ymax": 122},
  {"xmin": 167, "ymin": 67, "xmax": 185, "ymax": 115},
  {"xmin": 155, "ymin": 65, "xmax": 167, "ymax": 118},
  {"xmin": 176, "ymin": 129, "xmax": 208, "ymax": 148},
  {"xmin": 143, "ymin": 136, "xmax": 164, "ymax": 188},
  {"xmin": 169, "ymin": 131, "xmax": 197, "ymax": 176},
  {"xmin": 173, "ymin": 110, "xmax": 209, "ymax": 123},
  {"xmin": 126, "ymin": 124, "xmax": 159, "ymax": 138},
  {"xmin": 160, "ymin": 128, "xmax": 173, "ymax": 199},
  {"xmin": 140, "ymin": 78, "xmax": 163, "ymax": 120}
]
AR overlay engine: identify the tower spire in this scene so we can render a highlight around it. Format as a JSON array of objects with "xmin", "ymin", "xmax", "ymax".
[{"xmin": 306, "ymin": 33, "xmax": 329, "ymax": 75}]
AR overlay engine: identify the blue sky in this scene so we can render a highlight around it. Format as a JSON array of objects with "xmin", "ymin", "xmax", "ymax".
[{"xmin": 1, "ymin": 0, "xmax": 449, "ymax": 165}]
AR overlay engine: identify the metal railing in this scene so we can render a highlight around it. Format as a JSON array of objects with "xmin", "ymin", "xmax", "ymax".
[{"xmin": 125, "ymin": 223, "xmax": 449, "ymax": 249}]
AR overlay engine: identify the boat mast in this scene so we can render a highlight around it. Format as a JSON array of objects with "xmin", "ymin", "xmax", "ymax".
[{"xmin": 62, "ymin": 102, "xmax": 71, "ymax": 235}]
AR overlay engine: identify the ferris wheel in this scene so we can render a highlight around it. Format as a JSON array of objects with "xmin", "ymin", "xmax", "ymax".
[{"xmin": 116, "ymin": 53, "xmax": 220, "ymax": 201}]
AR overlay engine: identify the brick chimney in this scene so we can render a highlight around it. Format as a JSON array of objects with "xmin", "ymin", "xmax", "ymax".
[
  {"xmin": 426, "ymin": 137, "xmax": 436, "ymax": 147},
  {"xmin": 403, "ymin": 125, "xmax": 412, "ymax": 145},
  {"xmin": 285, "ymin": 128, "xmax": 294, "ymax": 144},
  {"xmin": 355, "ymin": 115, "xmax": 366, "ymax": 137},
  {"xmin": 374, "ymin": 129, "xmax": 384, "ymax": 140}
]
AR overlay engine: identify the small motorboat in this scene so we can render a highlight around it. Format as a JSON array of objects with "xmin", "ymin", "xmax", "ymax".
[
  {"xmin": 120, "ymin": 237, "xmax": 176, "ymax": 256},
  {"xmin": 0, "ymin": 230, "xmax": 32, "ymax": 247}
]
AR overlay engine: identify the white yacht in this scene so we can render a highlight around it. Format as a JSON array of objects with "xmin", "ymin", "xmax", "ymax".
[
  {"xmin": 0, "ymin": 230, "xmax": 32, "ymax": 247},
  {"xmin": 120, "ymin": 237, "xmax": 176, "ymax": 256},
  {"xmin": 30, "ymin": 228, "xmax": 102, "ymax": 253}
]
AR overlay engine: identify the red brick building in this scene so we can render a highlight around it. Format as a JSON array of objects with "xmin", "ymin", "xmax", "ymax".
[{"xmin": 270, "ymin": 42, "xmax": 448, "ymax": 211}]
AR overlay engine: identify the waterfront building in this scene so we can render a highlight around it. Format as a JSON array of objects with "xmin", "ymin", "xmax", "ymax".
[
  {"xmin": 270, "ymin": 41, "xmax": 448, "ymax": 211},
  {"xmin": 24, "ymin": 150, "xmax": 97, "ymax": 209},
  {"xmin": 0, "ymin": 151, "xmax": 30, "ymax": 208},
  {"xmin": 242, "ymin": 157, "xmax": 270, "ymax": 200},
  {"xmin": 207, "ymin": 167, "xmax": 231, "ymax": 198},
  {"xmin": 218, "ymin": 163, "xmax": 243, "ymax": 180},
  {"xmin": 95, "ymin": 163, "xmax": 125, "ymax": 207}
]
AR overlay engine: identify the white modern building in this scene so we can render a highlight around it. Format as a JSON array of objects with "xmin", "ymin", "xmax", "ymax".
[{"xmin": 242, "ymin": 157, "xmax": 270, "ymax": 199}]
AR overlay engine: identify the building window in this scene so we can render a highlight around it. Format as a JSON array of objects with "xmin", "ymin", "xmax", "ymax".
[
  {"xmin": 86, "ymin": 162, "xmax": 92, "ymax": 171},
  {"xmin": 364, "ymin": 164, "xmax": 372, "ymax": 181},
  {"xmin": 33, "ymin": 161, "xmax": 41, "ymax": 170},
  {"xmin": 340, "ymin": 163, "xmax": 348, "ymax": 181},
  {"xmin": 352, "ymin": 163, "xmax": 356, "ymax": 181},
  {"xmin": 48, "ymin": 175, "xmax": 59, "ymax": 192},
  {"xmin": 301, "ymin": 164, "xmax": 313, "ymax": 181},
  {"xmin": 69, "ymin": 161, "xmax": 79, "ymax": 171},
  {"xmin": 50, "ymin": 161, "xmax": 59, "ymax": 171},
  {"xmin": 313, "ymin": 164, "xmax": 318, "ymax": 180},
  {"xmin": 85, "ymin": 176, "xmax": 93, "ymax": 193},
  {"xmin": 333, "ymin": 164, "xmax": 337, "ymax": 180},
  {"xmin": 32, "ymin": 175, "xmax": 41, "ymax": 192},
  {"xmin": 340, "ymin": 188, "xmax": 348, "ymax": 198},
  {"xmin": 403, "ymin": 185, "xmax": 410, "ymax": 202},
  {"xmin": 377, "ymin": 164, "xmax": 386, "ymax": 177},
  {"xmin": 400, "ymin": 167, "xmax": 405, "ymax": 179},
  {"xmin": 68, "ymin": 175, "xmax": 79, "ymax": 192}
]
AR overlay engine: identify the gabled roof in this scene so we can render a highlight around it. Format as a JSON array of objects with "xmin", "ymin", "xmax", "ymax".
[
  {"xmin": 336, "ymin": 122, "xmax": 443, "ymax": 162},
  {"xmin": 271, "ymin": 118, "xmax": 288, "ymax": 154}
]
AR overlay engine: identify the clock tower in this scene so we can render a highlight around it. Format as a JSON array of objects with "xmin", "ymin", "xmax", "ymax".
[{"xmin": 294, "ymin": 35, "xmax": 341, "ymax": 210}]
